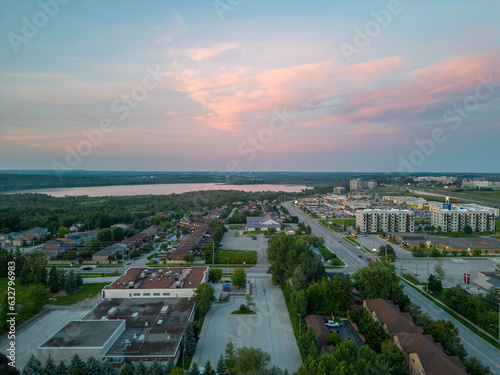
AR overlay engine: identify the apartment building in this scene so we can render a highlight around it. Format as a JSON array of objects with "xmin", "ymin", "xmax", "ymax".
[
  {"xmin": 333, "ymin": 186, "xmax": 345, "ymax": 194},
  {"xmin": 356, "ymin": 209, "xmax": 414, "ymax": 233},
  {"xmin": 350, "ymin": 179, "xmax": 378, "ymax": 190},
  {"xmin": 431, "ymin": 209, "xmax": 495, "ymax": 233}
]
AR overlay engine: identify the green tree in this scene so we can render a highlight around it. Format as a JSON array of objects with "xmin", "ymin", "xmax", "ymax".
[
  {"xmin": 183, "ymin": 253, "xmax": 195, "ymax": 263},
  {"xmin": 463, "ymin": 225, "xmax": 473, "ymax": 235},
  {"xmin": 101, "ymin": 362, "xmax": 115, "ymax": 375},
  {"xmin": 188, "ymin": 362, "xmax": 200, "ymax": 375},
  {"xmin": 425, "ymin": 320, "xmax": 467, "ymax": 359},
  {"xmin": 170, "ymin": 369, "xmax": 184, "ymax": 375},
  {"xmin": 148, "ymin": 360, "xmax": 164, "ymax": 375},
  {"xmin": 433, "ymin": 259, "xmax": 445, "ymax": 281},
  {"xmin": 86, "ymin": 356, "xmax": 102, "ymax": 375},
  {"xmin": 216, "ymin": 354, "xmax": 229, "ymax": 375},
  {"xmin": 354, "ymin": 262, "xmax": 410, "ymax": 310},
  {"xmin": 23, "ymin": 355, "xmax": 42, "ymax": 375},
  {"xmin": 56, "ymin": 360, "xmax": 68, "ymax": 375},
  {"xmin": 297, "ymin": 327, "xmax": 318, "ymax": 359},
  {"xmin": 68, "ymin": 354, "xmax": 85, "ymax": 374},
  {"xmin": 75, "ymin": 272, "xmax": 84, "ymax": 289},
  {"xmin": 65, "ymin": 270, "xmax": 77, "ymax": 294},
  {"xmin": 381, "ymin": 341, "xmax": 407, "ymax": 375},
  {"xmin": 193, "ymin": 283, "xmax": 216, "ymax": 315},
  {"xmin": 463, "ymin": 356, "xmax": 491, "ymax": 375},
  {"xmin": 245, "ymin": 294, "xmax": 255, "ymax": 311},
  {"xmin": 428, "ymin": 274, "xmax": 442, "ymax": 293},
  {"xmin": 112, "ymin": 227, "xmax": 125, "ymax": 242},
  {"xmin": 58, "ymin": 226, "xmax": 70, "ymax": 236},
  {"xmin": 183, "ymin": 323, "xmax": 197, "ymax": 356},
  {"xmin": 165, "ymin": 361, "xmax": 175, "ymax": 375},
  {"xmin": 97, "ymin": 228, "xmax": 113, "ymax": 243},
  {"xmin": 326, "ymin": 331, "xmax": 342, "ymax": 347},
  {"xmin": 208, "ymin": 268, "xmax": 222, "ymax": 282},
  {"xmin": 203, "ymin": 360, "xmax": 215, "ymax": 375},
  {"xmin": 231, "ymin": 346, "xmax": 271, "ymax": 375},
  {"xmin": 42, "ymin": 354, "xmax": 57, "ymax": 375},
  {"xmin": 120, "ymin": 365, "xmax": 133, "ymax": 375},
  {"xmin": 231, "ymin": 267, "xmax": 247, "ymax": 288},
  {"xmin": 176, "ymin": 228, "xmax": 181, "ymax": 238},
  {"xmin": 34, "ymin": 266, "xmax": 47, "ymax": 286},
  {"xmin": 134, "ymin": 361, "xmax": 147, "ymax": 375}
]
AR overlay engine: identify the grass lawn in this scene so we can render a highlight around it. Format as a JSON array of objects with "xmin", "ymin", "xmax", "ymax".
[
  {"xmin": 403, "ymin": 275, "xmax": 424, "ymax": 285},
  {"xmin": 216, "ymin": 249, "xmax": 258, "ymax": 264},
  {"xmin": 50, "ymin": 283, "xmax": 108, "ymax": 306},
  {"xmin": 231, "ymin": 309, "xmax": 257, "ymax": 315},
  {"xmin": 243, "ymin": 230, "xmax": 266, "ymax": 235},
  {"xmin": 228, "ymin": 224, "xmax": 246, "ymax": 230},
  {"xmin": 496, "ymin": 219, "xmax": 500, "ymax": 233},
  {"xmin": 0, "ymin": 277, "xmax": 30, "ymax": 296}
]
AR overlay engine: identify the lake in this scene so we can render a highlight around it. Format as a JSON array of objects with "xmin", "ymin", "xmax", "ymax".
[{"xmin": 12, "ymin": 183, "xmax": 309, "ymax": 197}]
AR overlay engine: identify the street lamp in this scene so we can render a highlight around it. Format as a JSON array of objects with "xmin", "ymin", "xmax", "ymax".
[{"xmin": 426, "ymin": 241, "xmax": 431, "ymax": 293}]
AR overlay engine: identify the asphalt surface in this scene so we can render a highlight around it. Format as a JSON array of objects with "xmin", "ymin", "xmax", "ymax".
[
  {"xmin": 193, "ymin": 229, "xmax": 302, "ymax": 373},
  {"xmin": 285, "ymin": 201, "xmax": 500, "ymax": 373}
]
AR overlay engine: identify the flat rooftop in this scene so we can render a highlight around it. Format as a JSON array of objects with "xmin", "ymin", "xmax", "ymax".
[
  {"xmin": 432, "ymin": 236, "xmax": 500, "ymax": 250},
  {"xmin": 83, "ymin": 297, "xmax": 195, "ymax": 357},
  {"xmin": 40, "ymin": 320, "xmax": 124, "ymax": 348},
  {"xmin": 104, "ymin": 267, "xmax": 208, "ymax": 290}
]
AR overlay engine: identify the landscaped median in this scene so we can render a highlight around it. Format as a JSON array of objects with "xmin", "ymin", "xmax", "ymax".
[{"xmin": 399, "ymin": 275, "xmax": 500, "ymax": 350}]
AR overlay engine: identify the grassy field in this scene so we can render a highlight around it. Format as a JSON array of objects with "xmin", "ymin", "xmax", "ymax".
[
  {"xmin": 49, "ymin": 283, "xmax": 108, "ymax": 306},
  {"xmin": 216, "ymin": 249, "xmax": 258, "ymax": 264}
]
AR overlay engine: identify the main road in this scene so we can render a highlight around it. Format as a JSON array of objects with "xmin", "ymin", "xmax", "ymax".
[{"xmin": 284, "ymin": 201, "xmax": 500, "ymax": 374}]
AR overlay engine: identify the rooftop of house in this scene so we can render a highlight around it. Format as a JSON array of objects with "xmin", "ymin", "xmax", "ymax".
[
  {"xmin": 104, "ymin": 267, "xmax": 208, "ymax": 290},
  {"xmin": 304, "ymin": 315, "xmax": 330, "ymax": 346},
  {"xmin": 364, "ymin": 299, "xmax": 423, "ymax": 335}
]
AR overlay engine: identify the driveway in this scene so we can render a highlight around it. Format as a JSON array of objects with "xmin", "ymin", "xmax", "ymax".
[{"xmin": 193, "ymin": 276, "xmax": 302, "ymax": 373}]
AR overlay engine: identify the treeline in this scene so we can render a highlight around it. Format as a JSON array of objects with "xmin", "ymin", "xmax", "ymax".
[
  {"xmin": 0, "ymin": 249, "xmax": 84, "ymax": 332},
  {"xmin": 0, "ymin": 190, "xmax": 298, "ymax": 233}
]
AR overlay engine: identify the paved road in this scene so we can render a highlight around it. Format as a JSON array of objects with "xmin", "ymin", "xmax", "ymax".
[
  {"xmin": 286, "ymin": 201, "xmax": 500, "ymax": 373},
  {"xmin": 403, "ymin": 284, "xmax": 500, "ymax": 374},
  {"xmin": 410, "ymin": 189, "xmax": 500, "ymax": 207}
]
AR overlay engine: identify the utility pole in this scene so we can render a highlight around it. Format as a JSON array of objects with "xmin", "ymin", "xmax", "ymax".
[
  {"xmin": 212, "ymin": 241, "xmax": 215, "ymax": 268},
  {"xmin": 298, "ymin": 313, "xmax": 301, "ymax": 338},
  {"xmin": 426, "ymin": 241, "xmax": 431, "ymax": 293}
]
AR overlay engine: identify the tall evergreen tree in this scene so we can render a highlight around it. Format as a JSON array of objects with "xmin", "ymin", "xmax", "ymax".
[
  {"xmin": 48, "ymin": 266, "xmax": 59, "ymax": 292},
  {"xmin": 119, "ymin": 365, "xmax": 133, "ymax": 375},
  {"xmin": 164, "ymin": 361, "xmax": 175, "ymax": 375},
  {"xmin": 65, "ymin": 270, "xmax": 77, "ymax": 294},
  {"xmin": 134, "ymin": 361, "xmax": 147, "ymax": 375},
  {"xmin": 216, "ymin": 354, "xmax": 229, "ymax": 375},
  {"xmin": 75, "ymin": 272, "xmax": 84, "ymax": 289},
  {"xmin": 56, "ymin": 360, "xmax": 68, "ymax": 375},
  {"xmin": 183, "ymin": 323, "xmax": 197, "ymax": 356},
  {"xmin": 42, "ymin": 355, "xmax": 57, "ymax": 375},
  {"xmin": 34, "ymin": 266, "xmax": 47, "ymax": 285},
  {"xmin": 68, "ymin": 354, "xmax": 85, "ymax": 374},
  {"xmin": 203, "ymin": 360, "xmax": 216, "ymax": 375},
  {"xmin": 86, "ymin": 356, "xmax": 102, "ymax": 375},
  {"xmin": 22, "ymin": 355, "xmax": 42, "ymax": 375},
  {"xmin": 148, "ymin": 360, "xmax": 164, "ymax": 375},
  {"xmin": 101, "ymin": 362, "xmax": 115, "ymax": 375},
  {"xmin": 188, "ymin": 362, "xmax": 200, "ymax": 375}
]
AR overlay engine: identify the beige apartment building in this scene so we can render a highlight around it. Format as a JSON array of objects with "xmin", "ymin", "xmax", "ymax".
[
  {"xmin": 431, "ymin": 209, "xmax": 495, "ymax": 233},
  {"xmin": 356, "ymin": 209, "xmax": 414, "ymax": 233}
]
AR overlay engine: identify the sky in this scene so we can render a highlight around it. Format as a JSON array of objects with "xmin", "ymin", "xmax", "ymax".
[{"xmin": 0, "ymin": 0, "xmax": 499, "ymax": 173}]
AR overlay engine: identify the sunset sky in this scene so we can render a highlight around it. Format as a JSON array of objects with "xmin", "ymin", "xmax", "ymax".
[{"xmin": 1, "ymin": 1, "xmax": 499, "ymax": 172}]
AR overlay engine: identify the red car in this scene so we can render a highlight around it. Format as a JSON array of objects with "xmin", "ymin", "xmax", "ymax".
[
  {"xmin": 338, "ymin": 240, "xmax": 342, "ymax": 243},
  {"xmin": 366, "ymin": 258, "xmax": 372, "ymax": 262}
]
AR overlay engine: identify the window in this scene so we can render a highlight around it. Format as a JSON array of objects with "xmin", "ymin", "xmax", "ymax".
[
  {"xmin": 163, "ymin": 293, "xmax": 170, "ymax": 296},
  {"xmin": 411, "ymin": 358, "xmax": 415, "ymax": 364},
  {"xmin": 143, "ymin": 293, "xmax": 150, "ymax": 296},
  {"xmin": 133, "ymin": 293, "xmax": 140, "ymax": 296},
  {"xmin": 153, "ymin": 293, "xmax": 160, "ymax": 296},
  {"xmin": 420, "ymin": 369, "xmax": 424, "ymax": 374}
]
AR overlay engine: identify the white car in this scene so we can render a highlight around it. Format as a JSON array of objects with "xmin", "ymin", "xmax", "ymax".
[{"xmin": 325, "ymin": 320, "xmax": 340, "ymax": 328}]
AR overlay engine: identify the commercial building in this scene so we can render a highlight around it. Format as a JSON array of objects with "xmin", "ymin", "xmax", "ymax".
[
  {"xmin": 356, "ymin": 209, "xmax": 414, "ymax": 233},
  {"xmin": 102, "ymin": 267, "xmax": 208, "ymax": 299},
  {"xmin": 333, "ymin": 186, "xmax": 345, "ymax": 194},
  {"xmin": 246, "ymin": 216, "xmax": 281, "ymax": 231},
  {"xmin": 431, "ymin": 209, "xmax": 495, "ymax": 233},
  {"xmin": 461, "ymin": 178, "xmax": 492, "ymax": 189}
]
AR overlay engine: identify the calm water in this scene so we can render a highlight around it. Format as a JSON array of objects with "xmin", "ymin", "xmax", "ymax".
[{"xmin": 13, "ymin": 183, "xmax": 309, "ymax": 197}]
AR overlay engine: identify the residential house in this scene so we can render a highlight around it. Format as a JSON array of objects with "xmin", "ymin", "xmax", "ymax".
[
  {"xmin": 246, "ymin": 216, "xmax": 281, "ymax": 232},
  {"xmin": 92, "ymin": 244, "xmax": 124, "ymax": 263},
  {"xmin": 304, "ymin": 315, "xmax": 331, "ymax": 353}
]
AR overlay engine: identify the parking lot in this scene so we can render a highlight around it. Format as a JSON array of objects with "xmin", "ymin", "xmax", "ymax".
[{"xmin": 193, "ymin": 276, "xmax": 302, "ymax": 373}]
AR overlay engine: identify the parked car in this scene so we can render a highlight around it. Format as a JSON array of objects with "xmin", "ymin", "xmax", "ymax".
[{"xmin": 325, "ymin": 320, "xmax": 340, "ymax": 328}]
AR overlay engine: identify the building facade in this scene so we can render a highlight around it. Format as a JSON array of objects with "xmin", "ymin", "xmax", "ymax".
[
  {"xmin": 431, "ymin": 209, "xmax": 495, "ymax": 233},
  {"xmin": 356, "ymin": 209, "xmax": 414, "ymax": 233}
]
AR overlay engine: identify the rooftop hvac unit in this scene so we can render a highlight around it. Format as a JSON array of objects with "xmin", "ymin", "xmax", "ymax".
[
  {"xmin": 159, "ymin": 269, "xmax": 163, "ymax": 274},
  {"xmin": 152, "ymin": 272, "xmax": 157, "ymax": 278},
  {"xmin": 108, "ymin": 307, "xmax": 118, "ymax": 316},
  {"xmin": 160, "ymin": 305, "xmax": 169, "ymax": 314},
  {"xmin": 128, "ymin": 281, "xmax": 134, "ymax": 288}
]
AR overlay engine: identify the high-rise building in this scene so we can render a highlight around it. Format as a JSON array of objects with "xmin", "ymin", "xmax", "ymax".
[
  {"xmin": 333, "ymin": 186, "xmax": 345, "ymax": 194},
  {"xmin": 367, "ymin": 180, "xmax": 378, "ymax": 189},
  {"xmin": 350, "ymin": 178, "xmax": 365, "ymax": 190},
  {"xmin": 431, "ymin": 209, "xmax": 495, "ymax": 233},
  {"xmin": 356, "ymin": 209, "xmax": 414, "ymax": 233}
]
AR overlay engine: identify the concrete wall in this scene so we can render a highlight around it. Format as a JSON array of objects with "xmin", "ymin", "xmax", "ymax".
[{"xmin": 38, "ymin": 346, "xmax": 104, "ymax": 364}]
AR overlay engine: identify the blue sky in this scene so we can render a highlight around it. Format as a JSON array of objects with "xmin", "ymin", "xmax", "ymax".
[{"xmin": 0, "ymin": 0, "xmax": 499, "ymax": 172}]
